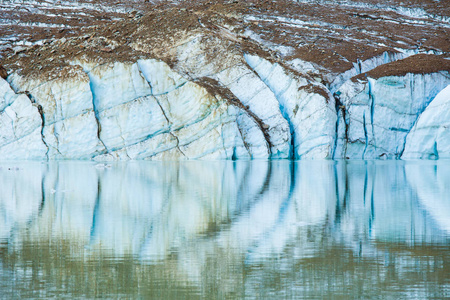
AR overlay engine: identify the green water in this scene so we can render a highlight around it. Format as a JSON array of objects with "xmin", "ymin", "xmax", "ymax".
[{"xmin": 0, "ymin": 161, "xmax": 449, "ymax": 299}]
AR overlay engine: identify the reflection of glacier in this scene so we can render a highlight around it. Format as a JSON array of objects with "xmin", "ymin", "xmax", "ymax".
[{"xmin": 0, "ymin": 161, "xmax": 449, "ymax": 297}]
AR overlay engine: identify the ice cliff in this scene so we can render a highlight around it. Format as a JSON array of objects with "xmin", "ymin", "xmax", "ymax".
[
  {"xmin": 1, "ymin": 0, "xmax": 449, "ymax": 160},
  {"xmin": 334, "ymin": 58, "xmax": 450, "ymax": 159},
  {"xmin": 5, "ymin": 61, "xmax": 257, "ymax": 160}
]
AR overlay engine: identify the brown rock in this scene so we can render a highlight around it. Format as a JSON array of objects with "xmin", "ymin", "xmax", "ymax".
[{"xmin": 0, "ymin": 65, "xmax": 7, "ymax": 79}]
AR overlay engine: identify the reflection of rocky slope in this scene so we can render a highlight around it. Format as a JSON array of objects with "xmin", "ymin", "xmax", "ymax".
[
  {"xmin": 0, "ymin": 161, "xmax": 449, "ymax": 298},
  {"xmin": 1, "ymin": 0, "xmax": 449, "ymax": 160}
]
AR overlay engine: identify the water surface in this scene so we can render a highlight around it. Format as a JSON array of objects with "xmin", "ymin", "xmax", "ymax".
[{"xmin": 0, "ymin": 160, "xmax": 449, "ymax": 299}]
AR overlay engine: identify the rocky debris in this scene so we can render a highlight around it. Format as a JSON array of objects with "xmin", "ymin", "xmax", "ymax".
[
  {"xmin": 2, "ymin": 0, "xmax": 449, "ymax": 76},
  {"xmin": 352, "ymin": 54, "xmax": 450, "ymax": 81},
  {"xmin": 0, "ymin": 66, "xmax": 7, "ymax": 79}
]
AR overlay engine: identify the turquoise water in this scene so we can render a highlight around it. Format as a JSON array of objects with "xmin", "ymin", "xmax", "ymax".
[{"xmin": 0, "ymin": 160, "xmax": 449, "ymax": 299}]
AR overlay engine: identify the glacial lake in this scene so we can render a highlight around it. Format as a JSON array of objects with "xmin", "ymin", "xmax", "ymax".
[{"xmin": 0, "ymin": 160, "xmax": 449, "ymax": 299}]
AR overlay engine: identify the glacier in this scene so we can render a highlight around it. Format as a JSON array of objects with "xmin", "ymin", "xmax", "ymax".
[{"xmin": 1, "ymin": 0, "xmax": 449, "ymax": 161}]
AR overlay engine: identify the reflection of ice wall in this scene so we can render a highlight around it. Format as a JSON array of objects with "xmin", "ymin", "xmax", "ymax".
[
  {"xmin": 32, "ymin": 163, "xmax": 98, "ymax": 244},
  {"xmin": 406, "ymin": 162, "xmax": 450, "ymax": 234},
  {"xmin": 0, "ymin": 163, "xmax": 46, "ymax": 240},
  {"xmin": 0, "ymin": 161, "xmax": 449, "ymax": 279},
  {"xmin": 334, "ymin": 162, "xmax": 446, "ymax": 248}
]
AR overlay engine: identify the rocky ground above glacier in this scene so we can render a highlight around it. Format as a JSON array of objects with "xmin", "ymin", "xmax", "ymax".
[{"xmin": 0, "ymin": 0, "xmax": 449, "ymax": 160}]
